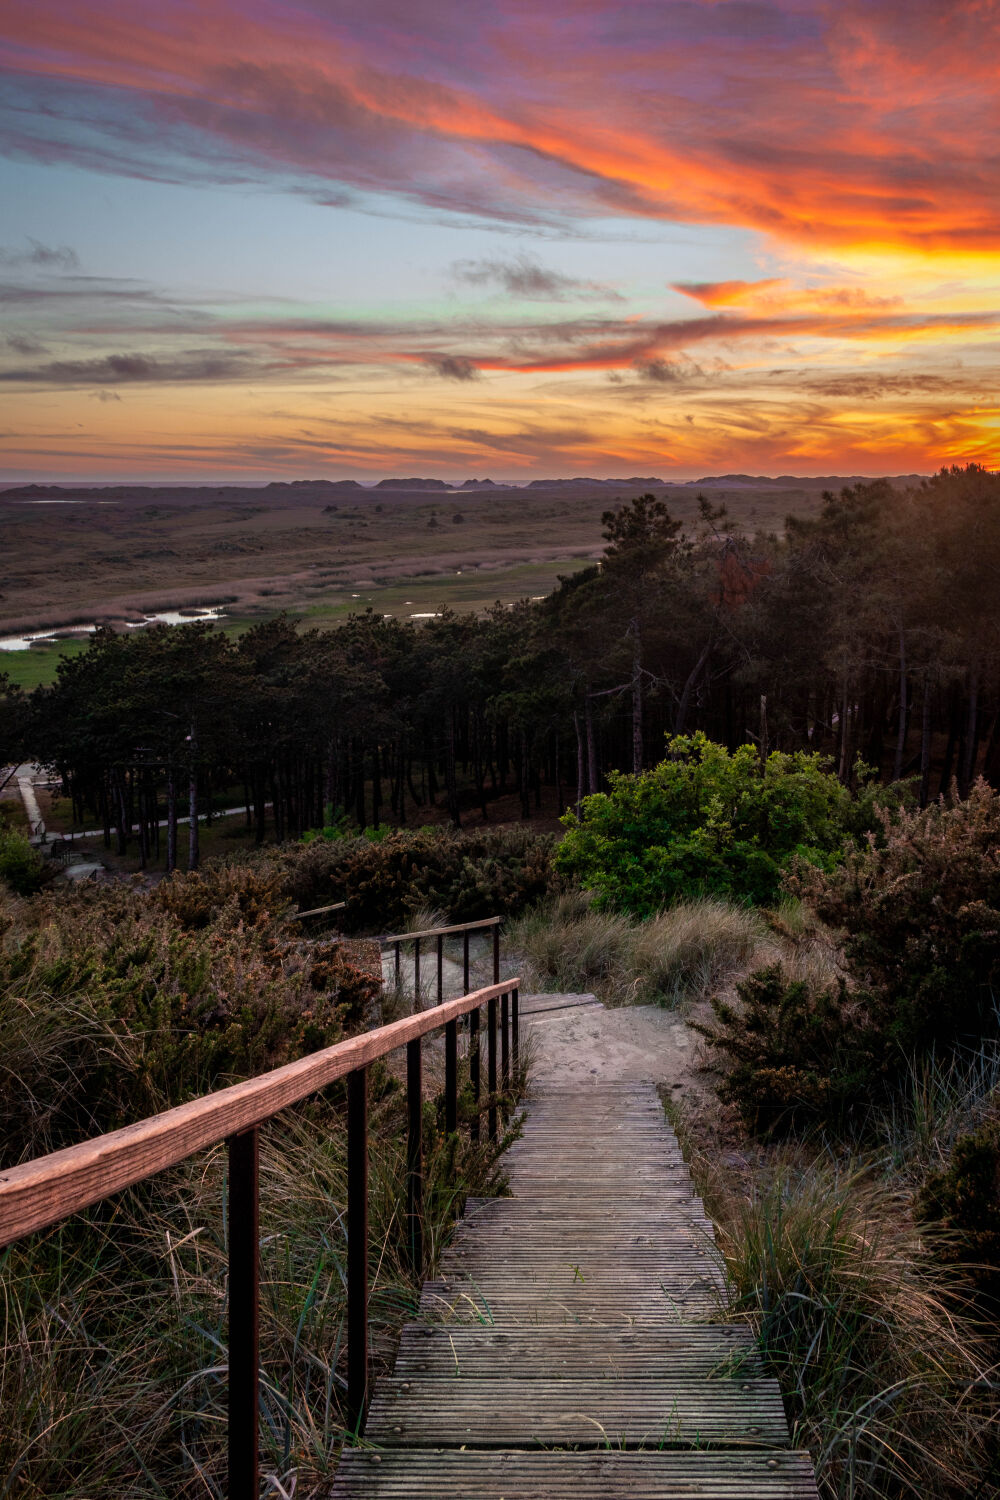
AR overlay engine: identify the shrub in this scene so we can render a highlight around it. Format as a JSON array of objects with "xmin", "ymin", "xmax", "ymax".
[
  {"xmin": 916, "ymin": 1117, "xmax": 1000, "ymax": 1297},
  {"xmin": 789, "ymin": 780, "xmax": 1000, "ymax": 1055},
  {"xmin": 557, "ymin": 732, "xmax": 858, "ymax": 913},
  {"xmin": 0, "ymin": 882, "xmax": 380, "ymax": 1164},
  {"xmin": 251, "ymin": 825, "xmax": 558, "ymax": 932},
  {"xmin": 155, "ymin": 861, "xmax": 289, "ymax": 928},
  {"xmin": 695, "ymin": 963, "xmax": 876, "ymax": 1131},
  {"xmin": 0, "ymin": 823, "xmax": 50, "ymax": 896}
]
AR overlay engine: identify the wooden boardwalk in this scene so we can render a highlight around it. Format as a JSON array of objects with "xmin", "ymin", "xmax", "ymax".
[{"xmin": 333, "ymin": 1046, "xmax": 819, "ymax": 1497}]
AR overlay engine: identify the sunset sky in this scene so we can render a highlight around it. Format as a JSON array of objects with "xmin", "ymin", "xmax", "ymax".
[{"xmin": 2, "ymin": 0, "xmax": 999, "ymax": 482}]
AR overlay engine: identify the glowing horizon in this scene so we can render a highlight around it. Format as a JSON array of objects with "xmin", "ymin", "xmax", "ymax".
[{"xmin": 3, "ymin": 0, "xmax": 999, "ymax": 483}]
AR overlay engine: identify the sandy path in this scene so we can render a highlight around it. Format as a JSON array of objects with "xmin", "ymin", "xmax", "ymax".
[{"xmin": 522, "ymin": 992, "xmax": 717, "ymax": 1119}]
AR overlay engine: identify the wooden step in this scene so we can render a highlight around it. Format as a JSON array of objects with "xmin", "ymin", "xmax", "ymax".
[
  {"xmin": 331, "ymin": 1449, "xmax": 820, "ymax": 1498},
  {"xmin": 366, "ymin": 1376, "xmax": 791, "ymax": 1448},
  {"xmin": 393, "ymin": 1325, "xmax": 761, "ymax": 1379},
  {"xmin": 418, "ymin": 1284, "xmax": 721, "ymax": 1323}
]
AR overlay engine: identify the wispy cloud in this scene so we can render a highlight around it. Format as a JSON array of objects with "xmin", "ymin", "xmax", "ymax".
[{"xmin": 0, "ymin": 240, "xmax": 79, "ymax": 270}]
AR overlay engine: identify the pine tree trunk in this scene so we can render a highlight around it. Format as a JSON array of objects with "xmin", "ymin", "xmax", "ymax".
[
  {"xmin": 631, "ymin": 623, "xmax": 643, "ymax": 774},
  {"xmin": 893, "ymin": 623, "xmax": 908, "ymax": 782},
  {"xmin": 919, "ymin": 677, "xmax": 932, "ymax": 806},
  {"xmin": 961, "ymin": 662, "xmax": 980, "ymax": 792},
  {"xmin": 187, "ymin": 722, "xmax": 199, "ymax": 871},
  {"xmin": 585, "ymin": 694, "xmax": 598, "ymax": 794}
]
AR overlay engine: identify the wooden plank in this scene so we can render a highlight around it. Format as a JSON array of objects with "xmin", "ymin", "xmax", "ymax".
[
  {"xmin": 331, "ymin": 1449, "xmax": 821, "ymax": 1498},
  {"xmin": 518, "ymin": 995, "xmax": 603, "ymax": 1017},
  {"xmin": 365, "ymin": 1377, "xmax": 791, "ymax": 1447},
  {"xmin": 393, "ymin": 1325, "xmax": 761, "ymax": 1380},
  {"xmin": 0, "ymin": 976, "xmax": 519, "ymax": 1248},
  {"xmin": 418, "ymin": 1292, "xmax": 721, "ymax": 1324}
]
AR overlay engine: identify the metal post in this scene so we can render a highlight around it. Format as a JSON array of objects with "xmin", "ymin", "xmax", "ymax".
[
  {"xmin": 413, "ymin": 938, "xmax": 421, "ymax": 1011},
  {"xmin": 346, "ymin": 1067, "xmax": 369, "ymax": 1434},
  {"xmin": 437, "ymin": 933, "xmax": 444, "ymax": 1005},
  {"xmin": 512, "ymin": 985, "xmax": 520, "ymax": 1080},
  {"xmin": 492, "ymin": 923, "xmax": 500, "ymax": 985},
  {"xmin": 488, "ymin": 996, "xmax": 498, "ymax": 1142},
  {"xmin": 394, "ymin": 940, "xmax": 400, "ymax": 988},
  {"xmin": 228, "ymin": 1127, "xmax": 259, "ymax": 1499},
  {"xmin": 501, "ymin": 990, "xmax": 510, "ymax": 1101},
  {"xmin": 463, "ymin": 929, "xmax": 470, "ymax": 994},
  {"xmin": 445, "ymin": 1019, "xmax": 458, "ymax": 1134},
  {"xmin": 406, "ymin": 1038, "xmax": 423, "ymax": 1276},
  {"xmin": 469, "ymin": 1007, "xmax": 480, "ymax": 1144}
]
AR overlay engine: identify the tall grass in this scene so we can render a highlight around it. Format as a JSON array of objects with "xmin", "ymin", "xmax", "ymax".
[
  {"xmin": 509, "ymin": 890, "xmax": 766, "ymax": 1006},
  {"xmin": 693, "ymin": 1147, "xmax": 998, "ymax": 1499},
  {"xmin": 873, "ymin": 1032, "xmax": 1000, "ymax": 1184}
]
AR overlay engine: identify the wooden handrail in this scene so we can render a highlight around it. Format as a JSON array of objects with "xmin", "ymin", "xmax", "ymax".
[
  {"xmin": 380, "ymin": 915, "xmax": 501, "ymax": 944},
  {"xmin": 0, "ymin": 977, "xmax": 518, "ymax": 1250},
  {"xmin": 285, "ymin": 900, "xmax": 346, "ymax": 922}
]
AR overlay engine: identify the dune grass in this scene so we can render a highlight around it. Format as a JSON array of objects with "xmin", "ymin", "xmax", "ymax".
[
  {"xmin": 509, "ymin": 890, "xmax": 767, "ymax": 1006},
  {"xmin": 702, "ymin": 1153, "xmax": 997, "ymax": 1499}
]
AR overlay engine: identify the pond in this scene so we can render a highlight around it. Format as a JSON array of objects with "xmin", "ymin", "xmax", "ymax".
[{"xmin": 0, "ymin": 605, "xmax": 227, "ymax": 652}]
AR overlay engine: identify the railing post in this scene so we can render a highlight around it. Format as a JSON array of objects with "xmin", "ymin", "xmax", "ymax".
[
  {"xmin": 501, "ymin": 989, "xmax": 510, "ymax": 1103},
  {"xmin": 445, "ymin": 1019, "xmax": 458, "ymax": 1134},
  {"xmin": 394, "ymin": 940, "xmax": 400, "ymax": 989},
  {"xmin": 469, "ymin": 1006, "xmax": 480, "ymax": 1144},
  {"xmin": 512, "ymin": 984, "xmax": 520, "ymax": 1080},
  {"xmin": 488, "ymin": 995, "xmax": 498, "ymax": 1142},
  {"xmin": 437, "ymin": 933, "xmax": 444, "ymax": 1005},
  {"xmin": 463, "ymin": 930, "xmax": 470, "ymax": 994},
  {"xmin": 406, "ymin": 1038, "xmax": 423, "ymax": 1276},
  {"xmin": 492, "ymin": 923, "xmax": 500, "ymax": 985},
  {"xmin": 413, "ymin": 938, "xmax": 421, "ymax": 1011},
  {"xmin": 228, "ymin": 1127, "xmax": 259, "ymax": 1499},
  {"xmin": 346, "ymin": 1066, "xmax": 369, "ymax": 1435}
]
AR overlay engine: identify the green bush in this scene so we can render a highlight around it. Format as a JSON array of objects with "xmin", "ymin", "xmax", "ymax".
[
  {"xmin": 789, "ymin": 780, "xmax": 1000, "ymax": 1055},
  {"xmin": 916, "ymin": 1117, "xmax": 1000, "ymax": 1296},
  {"xmin": 696, "ymin": 963, "xmax": 875, "ymax": 1131},
  {"xmin": 0, "ymin": 823, "xmax": 50, "ymax": 896},
  {"xmin": 556, "ymin": 733, "xmax": 858, "ymax": 913}
]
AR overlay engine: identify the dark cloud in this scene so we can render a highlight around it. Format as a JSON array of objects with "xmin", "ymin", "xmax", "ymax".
[
  {"xmin": 422, "ymin": 354, "xmax": 480, "ymax": 381},
  {"xmin": 0, "ymin": 349, "xmax": 260, "ymax": 385},
  {"xmin": 452, "ymin": 255, "xmax": 622, "ymax": 302},
  {"xmin": 635, "ymin": 357, "xmax": 704, "ymax": 383},
  {"xmin": 89, "ymin": 389, "xmax": 122, "ymax": 402},
  {"xmin": 806, "ymin": 372, "xmax": 958, "ymax": 399},
  {"xmin": 0, "ymin": 239, "xmax": 79, "ymax": 271},
  {"xmin": 4, "ymin": 334, "xmax": 47, "ymax": 355}
]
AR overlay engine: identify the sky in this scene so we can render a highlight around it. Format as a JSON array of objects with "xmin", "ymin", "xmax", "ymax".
[{"xmin": 1, "ymin": 0, "xmax": 999, "ymax": 483}]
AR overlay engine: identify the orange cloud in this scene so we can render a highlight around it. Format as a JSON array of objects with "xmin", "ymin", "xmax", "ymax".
[{"xmin": 4, "ymin": 1, "xmax": 1000, "ymax": 255}]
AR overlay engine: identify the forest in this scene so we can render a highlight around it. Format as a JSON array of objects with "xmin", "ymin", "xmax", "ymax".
[{"xmin": 4, "ymin": 463, "xmax": 998, "ymax": 866}]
